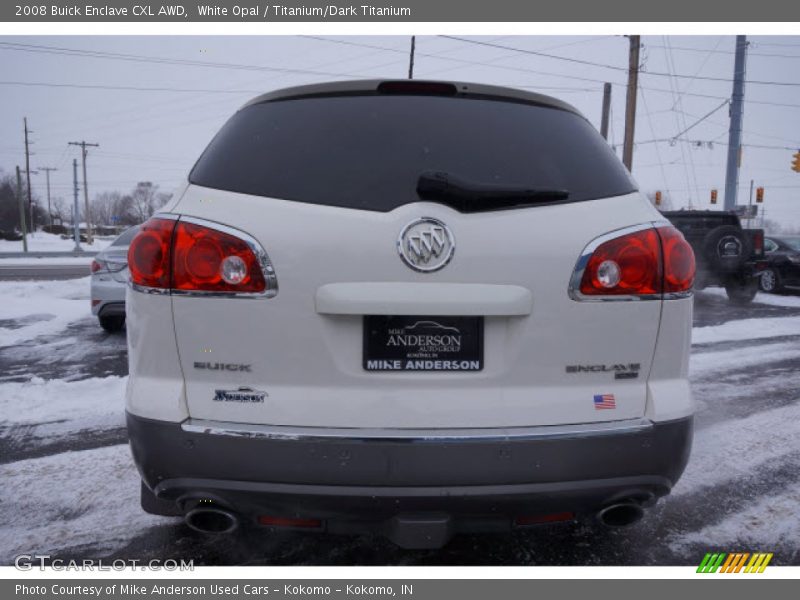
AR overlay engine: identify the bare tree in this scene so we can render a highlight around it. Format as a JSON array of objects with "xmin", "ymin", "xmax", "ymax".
[
  {"xmin": 129, "ymin": 181, "xmax": 160, "ymax": 224},
  {"xmin": 50, "ymin": 197, "xmax": 70, "ymax": 224}
]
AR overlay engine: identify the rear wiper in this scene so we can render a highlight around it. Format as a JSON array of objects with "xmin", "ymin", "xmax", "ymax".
[{"xmin": 416, "ymin": 171, "xmax": 569, "ymax": 213}]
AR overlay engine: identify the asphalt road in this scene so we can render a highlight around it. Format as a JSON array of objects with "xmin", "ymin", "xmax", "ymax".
[
  {"xmin": 1, "ymin": 288, "xmax": 799, "ymax": 566},
  {"xmin": 0, "ymin": 263, "xmax": 90, "ymax": 280}
]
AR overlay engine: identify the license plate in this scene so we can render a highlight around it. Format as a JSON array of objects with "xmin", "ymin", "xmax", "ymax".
[{"xmin": 363, "ymin": 315, "xmax": 483, "ymax": 372}]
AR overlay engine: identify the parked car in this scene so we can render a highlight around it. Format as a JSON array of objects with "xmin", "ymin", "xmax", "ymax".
[
  {"xmin": 125, "ymin": 80, "xmax": 696, "ymax": 549},
  {"xmin": 661, "ymin": 210, "xmax": 765, "ymax": 304},
  {"xmin": 0, "ymin": 228, "xmax": 23, "ymax": 241},
  {"xmin": 90, "ymin": 225, "xmax": 140, "ymax": 332},
  {"xmin": 760, "ymin": 236, "xmax": 800, "ymax": 293}
]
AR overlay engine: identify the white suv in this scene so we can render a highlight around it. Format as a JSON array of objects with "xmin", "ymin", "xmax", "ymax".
[{"xmin": 125, "ymin": 80, "xmax": 696, "ymax": 549}]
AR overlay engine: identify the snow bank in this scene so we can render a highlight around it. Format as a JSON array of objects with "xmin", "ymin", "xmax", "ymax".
[
  {"xmin": 0, "ymin": 376, "xmax": 126, "ymax": 437},
  {"xmin": 0, "ymin": 444, "xmax": 177, "ymax": 563},
  {"xmin": 0, "ymin": 277, "xmax": 92, "ymax": 347},
  {"xmin": 693, "ymin": 316, "xmax": 800, "ymax": 345}
]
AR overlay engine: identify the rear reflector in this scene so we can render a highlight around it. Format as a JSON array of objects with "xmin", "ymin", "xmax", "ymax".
[
  {"xmin": 514, "ymin": 512, "xmax": 575, "ymax": 526},
  {"xmin": 257, "ymin": 515, "xmax": 322, "ymax": 529},
  {"xmin": 572, "ymin": 224, "xmax": 695, "ymax": 299}
]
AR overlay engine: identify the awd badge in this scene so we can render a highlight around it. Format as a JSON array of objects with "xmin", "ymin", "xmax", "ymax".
[{"xmin": 213, "ymin": 387, "xmax": 267, "ymax": 403}]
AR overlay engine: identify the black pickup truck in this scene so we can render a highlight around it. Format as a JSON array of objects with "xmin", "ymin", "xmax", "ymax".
[{"xmin": 661, "ymin": 210, "xmax": 766, "ymax": 304}]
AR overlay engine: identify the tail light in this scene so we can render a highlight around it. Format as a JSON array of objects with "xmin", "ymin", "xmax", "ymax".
[
  {"xmin": 659, "ymin": 226, "xmax": 696, "ymax": 294},
  {"xmin": 570, "ymin": 224, "xmax": 694, "ymax": 300},
  {"xmin": 128, "ymin": 215, "xmax": 277, "ymax": 297},
  {"xmin": 751, "ymin": 230, "xmax": 764, "ymax": 257},
  {"xmin": 90, "ymin": 259, "xmax": 106, "ymax": 273},
  {"xmin": 128, "ymin": 218, "xmax": 173, "ymax": 289}
]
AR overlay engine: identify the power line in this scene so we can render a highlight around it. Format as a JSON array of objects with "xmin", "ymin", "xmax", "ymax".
[
  {"xmin": 663, "ymin": 37, "xmax": 699, "ymax": 206},
  {"xmin": 440, "ymin": 36, "xmax": 800, "ymax": 87},
  {"xmin": 751, "ymin": 41, "xmax": 800, "ymax": 49},
  {"xmin": 302, "ymin": 35, "xmax": 619, "ymax": 86},
  {"xmin": 638, "ymin": 83, "xmax": 800, "ymax": 110},
  {"xmin": 638, "ymin": 86, "xmax": 672, "ymax": 203},
  {"xmin": 670, "ymin": 99, "xmax": 730, "ymax": 141},
  {"xmin": 0, "ymin": 80, "xmax": 269, "ymax": 94},
  {"xmin": 0, "ymin": 40, "xmax": 370, "ymax": 80},
  {"xmin": 646, "ymin": 44, "xmax": 800, "ymax": 59}
]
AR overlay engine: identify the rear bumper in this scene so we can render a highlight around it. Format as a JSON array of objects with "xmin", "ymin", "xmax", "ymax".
[{"xmin": 127, "ymin": 412, "xmax": 692, "ymax": 522}]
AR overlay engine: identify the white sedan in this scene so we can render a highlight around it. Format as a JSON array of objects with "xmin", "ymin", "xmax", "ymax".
[{"xmin": 90, "ymin": 225, "xmax": 139, "ymax": 332}]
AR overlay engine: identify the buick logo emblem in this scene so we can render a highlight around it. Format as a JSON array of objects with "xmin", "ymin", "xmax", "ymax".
[{"xmin": 397, "ymin": 217, "xmax": 455, "ymax": 272}]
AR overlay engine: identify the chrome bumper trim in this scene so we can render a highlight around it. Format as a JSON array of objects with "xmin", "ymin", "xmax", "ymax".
[{"xmin": 180, "ymin": 417, "xmax": 654, "ymax": 443}]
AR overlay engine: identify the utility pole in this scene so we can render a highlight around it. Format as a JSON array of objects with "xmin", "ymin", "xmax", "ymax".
[
  {"xmin": 39, "ymin": 166, "xmax": 57, "ymax": 226},
  {"xmin": 600, "ymin": 82, "xmax": 612, "ymax": 140},
  {"xmin": 16, "ymin": 166, "xmax": 28, "ymax": 252},
  {"xmin": 408, "ymin": 35, "xmax": 416, "ymax": 79},
  {"xmin": 622, "ymin": 35, "xmax": 640, "ymax": 172},
  {"xmin": 68, "ymin": 140, "xmax": 99, "ymax": 244},
  {"xmin": 24, "ymin": 118, "xmax": 37, "ymax": 233},
  {"xmin": 724, "ymin": 35, "xmax": 748, "ymax": 212},
  {"xmin": 72, "ymin": 158, "xmax": 81, "ymax": 251}
]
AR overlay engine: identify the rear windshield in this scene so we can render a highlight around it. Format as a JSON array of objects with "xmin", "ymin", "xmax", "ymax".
[
  {"xmin": 189, "ymin": 94, "xmax": 636, "ymax": 211},
  {"xmin": 111, "ymin": 226, "xmax": 140, "ymax": 246}
]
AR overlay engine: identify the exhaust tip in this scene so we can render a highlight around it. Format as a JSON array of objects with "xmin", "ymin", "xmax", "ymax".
[
  {"xmin": 185, "ymin": 507, "xmax": 239, "ymax": 535},
  {"xmin": 597, "ymin": 502, "xmax": 645, "ymax": 527}
]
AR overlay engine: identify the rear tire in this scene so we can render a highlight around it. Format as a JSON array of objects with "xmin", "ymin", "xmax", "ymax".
[
  {"xmin": 725, "ymin": 278, "xmax": 759, "ymax": 305},
  {"xmin": 99, "ymin": 315, "xmax": 125, "ymax": 332},
  {"xmin": 759, "ymin": 268, "xmax": 782, "ymax": 293}
]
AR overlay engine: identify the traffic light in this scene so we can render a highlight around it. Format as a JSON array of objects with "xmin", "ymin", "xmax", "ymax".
[
  {"xmin": 793, "ymin": 151, "xmax": 800, "ymax": 173},
  {"xmin": 655, "ymin": 191, "xmax": 662, "ymax": 206},
  {"xmin": 756, "ymin": 187, "xmax": 764, "ymax": 203},
  {"xmin": 710, "ymin": 189, "xmax": 718, "ymax": 204}
]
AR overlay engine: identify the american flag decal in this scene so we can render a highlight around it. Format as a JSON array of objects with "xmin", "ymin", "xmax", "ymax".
[{"xmin": 593, "ymin": 394, "xmax": 616, "ymax": 410}]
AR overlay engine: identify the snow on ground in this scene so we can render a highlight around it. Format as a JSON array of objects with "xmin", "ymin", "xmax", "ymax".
[
  {"xmin": 0, "ymin": 276, "xmax": 91, "ymax": 347},
  {"xmin": 670, "ymin": 481, "xmax": 800, "ymax": 551},
  {"xmin": 696, "ymin": 287, "xmax": 800, "ymax": 308},
  {"xmin": 0, "ymin": 443, "xmax": 177, "ymax": 563},
  {"xmin": 0, "ymin": 376, "xmax": 126, "ymax": 437},
  {"xmin": 692, "ymin": 316, "xmax": 800, "ymax": 345},
  {"xmin": 0, "ymin": 231, "xmax": 113, "ymax": 254},
  {"xmin": 674, "ymin": 402, "xmax": 800, "ymax": 495},
  {"xmin": 0, "ymin": 257, "xmax": 94, "ymax": 265},
  {"xmin": 690, "ymin": 340, "xmax": 800, "ymax": 377}
]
